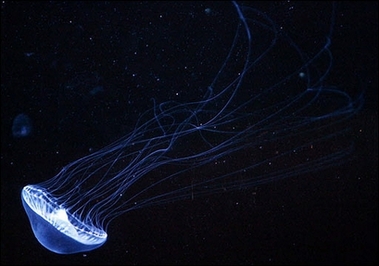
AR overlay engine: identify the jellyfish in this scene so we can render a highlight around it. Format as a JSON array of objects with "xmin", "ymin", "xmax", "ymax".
[
  {"xmin": 21, "ymin": 1, "xmax": 362, "ymax": 254},
  {"xmin": 12, "ymin": 113, "xmax": 32, "ymax": 138}
]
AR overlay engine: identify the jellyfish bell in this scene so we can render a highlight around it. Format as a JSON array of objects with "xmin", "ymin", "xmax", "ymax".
[{"xmin": 21, "ymin": 185, "xmax": 107, "ymax": 254}]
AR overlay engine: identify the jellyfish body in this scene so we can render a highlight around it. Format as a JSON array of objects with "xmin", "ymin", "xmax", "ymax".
[
  {"xmin": 21, "ymin": 185, "xmax": 107, "ymax": 254},
  {"xmin": 21, "ymin": 1, "xmax": 362, "ymax": 254},
  {"xmin": 12, "ymin": 113, "xmax": 32, "ymax": 138}
]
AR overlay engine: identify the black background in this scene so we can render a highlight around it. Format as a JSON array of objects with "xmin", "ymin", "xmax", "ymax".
[{"xmin": 1, "ymin": 1, "xmax": 377, "ymax": 265}]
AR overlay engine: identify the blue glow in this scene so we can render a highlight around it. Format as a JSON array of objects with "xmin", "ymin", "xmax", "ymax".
[{"xmin": 21, "ymin": 2, "xmax": 362, "ymax": 254}]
